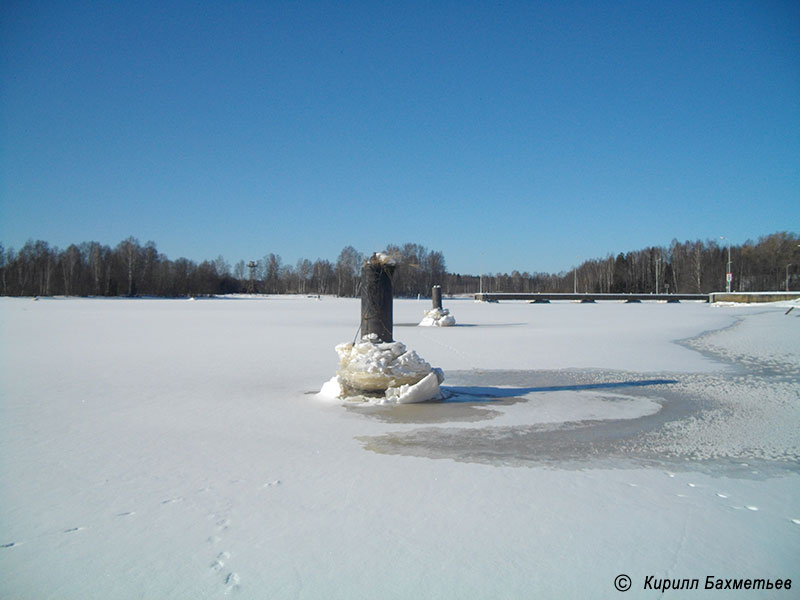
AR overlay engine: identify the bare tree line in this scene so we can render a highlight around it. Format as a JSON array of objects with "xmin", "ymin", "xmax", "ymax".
[
  {"xmin": 1, "ymin": 232, "xmax": 796, "ymax": 298},
  {"xmin": 452, "ymin": 231, "xmax": 799, "ymax": 295},
  {"xmin": 0, "ymin": 238, "xmax": 446, "ymax": 298}
]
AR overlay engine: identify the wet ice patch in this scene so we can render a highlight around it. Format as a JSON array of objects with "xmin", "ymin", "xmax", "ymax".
[
  {"xmin": 438, "ymin": 369, "xmax": 670, "ymax": 426},
  {"xmin": 356, "ymin": 313, "xmax": 800, "ymax": 473},
  {"xmin": 512, "ymin": 390, "xmax": 662, "ymax": 425},
  {"xmin": 344, "ymin": 370, "xmax": 668, "ymax": 426}
]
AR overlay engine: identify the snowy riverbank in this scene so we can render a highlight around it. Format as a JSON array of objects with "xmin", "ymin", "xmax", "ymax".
[{"xmin": 1, "ymin": 296, "xmax": 798, "ymax": 598}]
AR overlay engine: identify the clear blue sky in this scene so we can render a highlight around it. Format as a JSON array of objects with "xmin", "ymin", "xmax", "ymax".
[{"xmin": 1, "ymin": 0, "xmax": 798, "ymax": 275}]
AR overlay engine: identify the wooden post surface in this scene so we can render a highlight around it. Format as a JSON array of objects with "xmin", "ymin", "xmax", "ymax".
[
  {"xmin": 361, "ymin": 254, "xmax": 395, "ymax": 342},
  {"xmin": 432, "ymin": 285, "xmax": 442, "ymax": 310}
]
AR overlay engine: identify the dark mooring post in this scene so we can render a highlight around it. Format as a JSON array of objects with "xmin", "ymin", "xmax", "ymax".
[
  {"xmin": 361, "ymin": 254, "xmax": 395, "ymax": 343},
  {"xmin": 432, "ymin": 285, "xmax": 442, "ymax": 310}
]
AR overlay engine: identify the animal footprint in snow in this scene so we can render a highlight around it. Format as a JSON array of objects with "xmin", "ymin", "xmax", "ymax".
[
  {"xmin": 262, "ymin": 480, "xmax": 281, "ymax": 488},
  {"xmin": 211, "ymin": 551, "xmax": 231, "ymax": 571},
  {"xmin": 745, "ymin": 506, "xmax": 759, "ymax": 511},
  {"xmin": 715, "ymin": 493, "xmax": 728, "ymax": 499},
  {"xmin": 1, "ymin": 542, "xmax": 16, "ymax": 548},
  {"xmin": 216, "ymin": 518, "xmax": 231, "ymax": 530},
  {"xmin": 161, "ymin": 497, "xmax": 184, "ymax": 505},
  {"xmin": 791, "ymin": 519, "xmax": 800, "ymax": 525},
  {"xmin": 116, "ymin": 511, "xmax": 136, "ymax": 517},
  {"xmin": 224, "ymin": 572, "xmax": 241, "ymax": 594},
  {"xmin": 64, "ymin": 527, "xmax": 85, "ymax": 533}
]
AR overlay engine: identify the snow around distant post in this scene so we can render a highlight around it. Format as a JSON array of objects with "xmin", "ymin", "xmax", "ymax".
[{"xmin": 419, "ymin": 307, "xmax": 456, "ymax": 327}]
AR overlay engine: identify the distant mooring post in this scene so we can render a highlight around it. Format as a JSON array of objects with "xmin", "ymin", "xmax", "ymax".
[
  {"xmin": 432, "ymin": 285, "xmax": 442, "ymax": 310},
  {"xmin": 247, "ymin": 261, "xmax": 257, "ymax": 294},
  {"xmin": 419, "ymin": 283, "xmax": 455, "ymax": 327},
  {"xmin": 361, "ymin": 253, "xmax": 395, "ymax": 343}
]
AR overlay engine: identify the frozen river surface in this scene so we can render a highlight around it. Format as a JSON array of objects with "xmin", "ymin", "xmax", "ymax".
[{"xmin": 1, "ymin": 296, "xmax": 798, "ymax": 599}]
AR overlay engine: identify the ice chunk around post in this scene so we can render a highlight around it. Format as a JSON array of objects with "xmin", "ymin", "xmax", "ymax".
[
  {"xmin": 323, "ymin": 334, "xmax": 444, "ymax": 403},
  {"xmin": 419, "ymin": 307, "xmax": 456, "ymax": 327},
  {"xmin": 318, "ymin": 376, "xmax": 343, "ymax": 399},
  {"xmin": 385, "ymin": 371, "xmax": 444, "ymax": 404},
  {"xmin": 336, "ymin": 335, "xmax": 434, "ymax": 393}
]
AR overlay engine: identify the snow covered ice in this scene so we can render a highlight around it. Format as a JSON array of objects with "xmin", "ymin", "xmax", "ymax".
[{"xmin": 1, "ymin": 296, "xmax": 798, "ymax": 599}]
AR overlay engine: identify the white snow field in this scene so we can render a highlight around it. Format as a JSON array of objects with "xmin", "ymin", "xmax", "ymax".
[{"xmin": 1, "ymin": 296, "xmax": 798, "ymax": 599}]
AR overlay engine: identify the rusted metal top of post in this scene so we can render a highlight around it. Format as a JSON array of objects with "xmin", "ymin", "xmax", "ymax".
[{"xmin": 361, "ymin": 253, "xmax": 395, "ymax": 343}]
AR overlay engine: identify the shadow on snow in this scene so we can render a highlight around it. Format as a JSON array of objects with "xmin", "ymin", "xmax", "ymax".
[{"xmin": 440, "ymin": 379, "xmax": 678, "ymax": 403}]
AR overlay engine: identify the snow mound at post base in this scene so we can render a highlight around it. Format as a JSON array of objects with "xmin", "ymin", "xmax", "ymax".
[
  {"xmin": 384, "ymin": 371, "xmax": 442, "ymax": 404},
  {"xmin": 319, "ymin": 335, "xmax": 444, "ymax": 404},
  {"xmin": 419, "ymin": 307, "xmax": 456, "ymax": 327}
]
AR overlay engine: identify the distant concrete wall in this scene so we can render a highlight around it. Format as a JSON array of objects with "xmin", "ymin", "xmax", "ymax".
[{"xmin": 709, "ymin": 292, "xmax": 800, "ymax": 303}]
